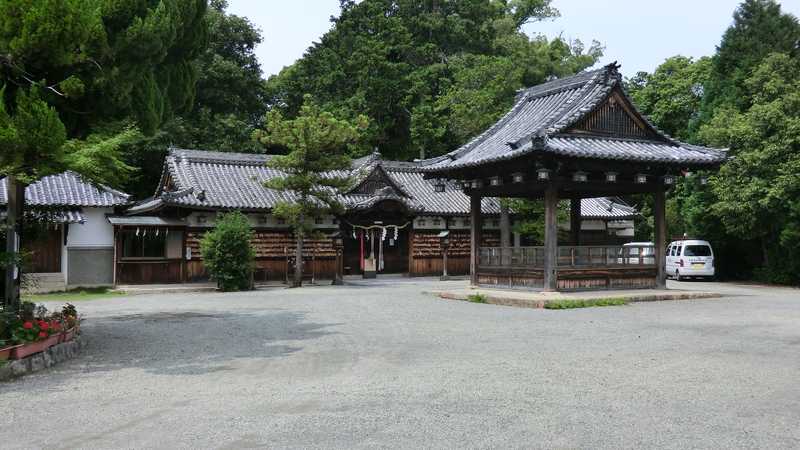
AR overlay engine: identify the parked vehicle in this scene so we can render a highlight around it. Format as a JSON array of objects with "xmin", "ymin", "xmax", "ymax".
[
  {"xmin": 618, "ymin": 242, "xmax": 655, "ymax": 265},
  {"xmin": 666, "ymin": 240, "xmax": 715, "ymax": 281}
]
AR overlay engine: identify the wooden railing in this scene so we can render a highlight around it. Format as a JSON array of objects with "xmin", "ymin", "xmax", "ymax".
[
  {"xmin": 478, "ymin": 245, "xmax": 656, "ymax": 269},
  {"xmin": 479, "ymin": 247, "xmax": 545, "ymax": 268}
]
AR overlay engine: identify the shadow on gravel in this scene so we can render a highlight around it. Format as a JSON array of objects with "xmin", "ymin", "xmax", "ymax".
[{"xmin": 68, "ymin": 310, "xmax": 339, "ymax": 377}]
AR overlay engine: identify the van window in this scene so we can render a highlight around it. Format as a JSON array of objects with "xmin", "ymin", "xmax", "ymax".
[
  {"xmin": 684, "ymin": 245, "xmax": 712, "ymax": 256},
  {"xmin": 667, "ymin": 245, "xmax": 672, "ymax": 256}
]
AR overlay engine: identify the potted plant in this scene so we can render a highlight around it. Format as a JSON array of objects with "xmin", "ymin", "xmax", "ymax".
[
  {"xmin": 61, "ymin": 303, "xmax": 79, "ymax": 341},
  {"xmin": 9, "ymin": 302, "xmax": 63, "ymax": 359}
]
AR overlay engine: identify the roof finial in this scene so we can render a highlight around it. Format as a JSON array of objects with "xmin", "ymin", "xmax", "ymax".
[{"xmin": 603, "ymin": 61, "xmax": 621, "ymax": 85}]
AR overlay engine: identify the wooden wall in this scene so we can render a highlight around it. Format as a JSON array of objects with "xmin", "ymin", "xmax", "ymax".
[
  {"xmin": 117, "ymin": 260, "xmax": 183, "ymax": 285},
  {"xmin": 409, "ymin": 230, "xmax": 499, "ymax": 276},
  {"xmin": 184, "ymin": 229, "xmax": 336, "ymax": 283},
  {"xmin": 24, "ymin": 227, "xmax": 62, "ymax": 273}
]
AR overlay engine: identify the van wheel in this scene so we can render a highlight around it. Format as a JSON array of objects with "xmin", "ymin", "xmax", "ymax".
[{"xmin": 675, "ymin": 270, "xmax": 682, "ymax": 282}]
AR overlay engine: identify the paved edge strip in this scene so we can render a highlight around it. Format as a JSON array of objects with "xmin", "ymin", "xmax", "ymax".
[{"xmin": 433, "ymin": 291, "xmax": 723, "ymax": 309}]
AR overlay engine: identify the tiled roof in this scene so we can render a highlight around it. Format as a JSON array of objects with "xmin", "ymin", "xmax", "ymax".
[
  {"xmin": 0, "ymin": 209, "xmax": 84, "ymax": 224},
  {"xmin": 420, "ymin": 62, "xmax": 726, "ymax": 172},
  {"xmin": 142, "ymin": 148, "xmax": 631, "ymax": 219},
  {"xmin": 0, "ymin": 172, "xmax": 129, "ymax": 207},
  {"xmin": 581, "ymin": 197, "xmax": 636, "ymax": 219}
]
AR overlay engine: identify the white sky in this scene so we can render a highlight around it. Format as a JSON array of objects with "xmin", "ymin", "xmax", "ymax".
[{"xmin": 226, "ymin": 0, "xmax": 800, "ymax": 79}]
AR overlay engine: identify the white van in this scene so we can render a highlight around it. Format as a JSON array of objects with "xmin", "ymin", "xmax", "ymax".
[{"xmin": 666, "ymin": 240, "xmax": 715, "ymax": 281}]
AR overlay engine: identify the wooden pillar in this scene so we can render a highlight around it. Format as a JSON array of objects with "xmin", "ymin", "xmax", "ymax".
[
  {"xmin": 570, "ymin": 198, "xmax": 581, "ymax": 245},
  {"xmin": 543, "ymin": 184, "xmax": 559, "ymax": 291},
  {"xmin": 4, "ymin": 176, "xmax": 24, "ymax": 310},
  {"xmin": 469, "ymin": 194, "xmax": 482, "ymax": 286},
  {"xmin": 654, "ymin": 186, "xmax": 667, "ymax": 288},
  {"xmin": 499, "ymin": 201, "xmax": 511, "ymax": 265}
]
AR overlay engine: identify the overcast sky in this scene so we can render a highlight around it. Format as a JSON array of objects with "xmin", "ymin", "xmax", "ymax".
[{"xmin": 226, "ymin": 0, "xmax": 800, "ymax": 79}]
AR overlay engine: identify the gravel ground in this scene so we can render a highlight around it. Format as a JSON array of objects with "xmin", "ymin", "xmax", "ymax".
[{"xmin": 2, "ymin": 279, "xmax": 799, "ymax": 449}]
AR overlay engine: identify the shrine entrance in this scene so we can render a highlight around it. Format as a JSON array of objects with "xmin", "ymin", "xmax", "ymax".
[{"xmin": 341, "ymin": 199, "xmax": 413, "ymax": 276}]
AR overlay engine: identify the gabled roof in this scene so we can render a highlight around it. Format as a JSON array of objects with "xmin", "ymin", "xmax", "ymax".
[
  {"xmin": 0, "ymin": 171, "xmax": 130, "ymax": 208},
  {"xmin": 135, "ymin": 148, "xmax": 634, "ymax": 220},
  {"xmin": 580, "ymin": 197, "xmax": 636, "ymax": 220},
  {"xmin": 419, "ymin": 62, "xmax": 726, "ymax": 173}
]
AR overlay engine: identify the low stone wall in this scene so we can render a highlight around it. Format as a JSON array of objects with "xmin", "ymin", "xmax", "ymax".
[{"xmin": 0, "ymin": 337, "xmax": 84, "ymax": 382}]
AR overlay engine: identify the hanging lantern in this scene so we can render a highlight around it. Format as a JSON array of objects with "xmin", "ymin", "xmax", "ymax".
[
  {"xmin": 635, "ymin": 173, "xmax": 648, "ymax": 184},
  {"xmin": 663, "ymin": 175, "xmax": 676, "ymax": 185},
  {"xmin": 700, "ymin": 176, "xmax": 709, "ymax": 185},
  {"xmin": 537, "ymin": 168, "xmax": 551, "ymax": 181},
  {"xmin": 605, "ymin": 172, "xmax": 618, "ymax": 183},
  {"xmin": 572, "ymin": 171, "xmax": 588, "ymax": 182},
  {"xmin": 471, "ymin": 179, "xmax": 483, "ymax": 189},
  {"xmin": 489, "ymin": 176, "xmax": 503, "ymax": 186},
  {"xmin": 512, "ymin": 172, "xmax": 525, "ymax": 183}
]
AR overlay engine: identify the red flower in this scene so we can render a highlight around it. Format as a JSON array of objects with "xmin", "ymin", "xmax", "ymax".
[
  {"xmin": 38, "ymin": 331, "xmax": 48, "ymax": 338},
  {"xmin": 23, "ymin": 321, "xmax": 33, "ymax": 330},
  {"xmin": 40, "ymin": 322, "xmax": 50, "ymax": 331}
]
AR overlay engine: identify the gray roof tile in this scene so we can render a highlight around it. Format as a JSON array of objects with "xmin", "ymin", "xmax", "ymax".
[
  {"xmin": 421, "ymin": 62, "xmax": 726, "ymax": 172},
  {"xmin": 0, "ymin": 171, "xmax": 129, "ymax": 207},
  {"xmin": 145, "ymin": 148, "xmax": 630, "ymax": 219}
]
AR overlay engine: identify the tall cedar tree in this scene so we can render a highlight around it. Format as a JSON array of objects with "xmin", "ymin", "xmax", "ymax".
[
  {"xmin": 122, "ymin": 0, "xmax": 267, "ymax": 198},
  {"xmin": 0, "ymin": 0, "xmax": 207, "ymax": 307},
  {"xmin": 255, "ymin": 96, "xmax": 368, "ymax": 287}
]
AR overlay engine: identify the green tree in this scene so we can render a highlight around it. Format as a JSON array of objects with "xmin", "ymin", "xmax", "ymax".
[
  {"xmin": 626, "ymin": 56, "xmax": 711, "ymax": 140},
  {"xmin": 121, "ymin": 0, "xmax": 267, "ymax": 198},
  {"xmin": 200, "ymin": 211, "xmax": 255, "ymax": 291},
  {"xmin": 699, "ymin": 53, "xmax": 800, "ymax": 283},
  {"xmin": 0, "ymin": 0, "xmax": 208, "ymax": 307},
  {"xmin": 255, "ymin": 96, "xmax": 368, "ymax": 287},
  {"xmin": 264, "ymin": 0, "xmax": 601, "ymax": 160},
  {"xmin": 701, "ymin": 0, "xmax": 800, "ymax": 119}
]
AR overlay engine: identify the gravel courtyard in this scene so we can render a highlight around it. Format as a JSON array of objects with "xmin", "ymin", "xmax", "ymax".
[{"xmin": 2, "ymin": 279, "xmax": 799, "ymax": 449}]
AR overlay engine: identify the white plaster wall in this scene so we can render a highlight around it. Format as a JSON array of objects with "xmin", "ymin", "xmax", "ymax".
[{"xmin": 67, "ymin": 208, "xmax": 114, "ymax": 248}]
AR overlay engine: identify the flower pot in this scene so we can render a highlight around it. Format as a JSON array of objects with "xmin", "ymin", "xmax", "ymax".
[
  {"xmin": 0, "ymin": 345, "xmax": 23, "ymax": 361},
  {"xmin": 10, "ymin": 334, "xmax": 60, "ymax": 360}
]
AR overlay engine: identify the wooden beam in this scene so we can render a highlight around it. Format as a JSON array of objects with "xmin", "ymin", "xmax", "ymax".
[
  {"xmin": 470, "ymin": 194, "xmax": 482, "ymax": 286},
  {"xmin": 570, "ymin": 198, "xmax": 581, "ymax": 245},
  {"xmin": 654, "ymin": 186, "xmax": 667, "ymax": 288},
  {"xmin": 543, "ymin": 184, "xmax": 558, "ymax": 291}
]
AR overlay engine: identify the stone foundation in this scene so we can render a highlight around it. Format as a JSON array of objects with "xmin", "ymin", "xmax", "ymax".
[{"xmin": 0, "ymin": 337, "xmax": 84, "ymax": 382}]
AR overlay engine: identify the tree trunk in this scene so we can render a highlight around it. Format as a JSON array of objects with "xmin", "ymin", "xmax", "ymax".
[
  {"xmin": 4, "ymin": 176, "xmax": 25, "ymax": 311},
  {"xmin": 294, "ymin": 229, "xmax": 304, "ymax": 288}
]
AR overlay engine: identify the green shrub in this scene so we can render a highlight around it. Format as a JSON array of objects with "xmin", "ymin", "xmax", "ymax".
[
  {"xmin": 544, "ymin": 297, "xmax": 628, "ymax": 310},
  {"xmin": 467, "ymin": 293, "xmax": 487, "ymax": 303},
  {"xmin": 200, "ymin": 211, "xmax": 255, "ymax": 292}
]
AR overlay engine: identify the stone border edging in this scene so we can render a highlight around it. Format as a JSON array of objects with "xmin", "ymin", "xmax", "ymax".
[
  {"xmin": 435, "ymin": 291, "xmax": 723, "ymax": 309},
  {"xmin": 0, "ymin": 337, "xmax": 84, "ymax": 382}
]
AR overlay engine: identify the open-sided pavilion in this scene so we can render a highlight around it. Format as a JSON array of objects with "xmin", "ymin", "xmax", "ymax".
[{"xmin": 420, "ymin": 62, "xmax": 727, "ymax": 291}]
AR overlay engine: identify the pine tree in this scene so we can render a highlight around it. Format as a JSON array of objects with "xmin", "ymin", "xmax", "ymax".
[{"xmin": 255, "ymin": 96, "xmax": 368, "ymax": 287}]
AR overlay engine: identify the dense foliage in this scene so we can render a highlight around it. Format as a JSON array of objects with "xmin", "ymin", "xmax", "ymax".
[
  {"xmin": 0, "ymin": 0, "xmax": 208, "ymax": 187},
  {"xmin": 264, "ymin": 0, "xmax": 602, "ymax": 160},
  {"xmin": 256, "ymin": 96, "xmax": 368, "ymax": 286},
  {"xmin": 120, "ymin": 0, "xmax": 267, "ymax": 197},
  {"xmin": 628, "ymin": 0, "xmax": 800, "ymax": 283},
  {"xmin": 200, "ymin": 211, "xmax": 255, "ymax": 291}
]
